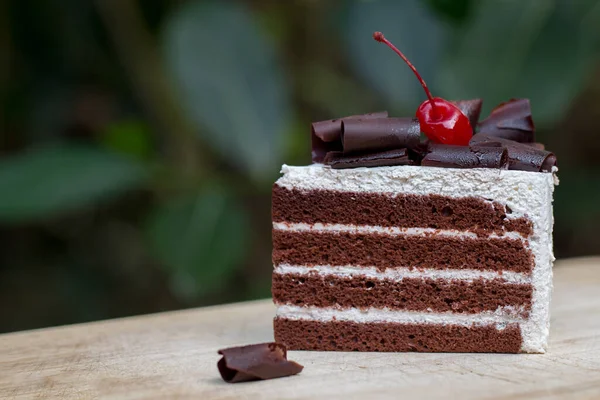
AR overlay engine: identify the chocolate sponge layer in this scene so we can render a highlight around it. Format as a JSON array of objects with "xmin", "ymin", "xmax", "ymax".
[
  {"xmin": 273, "ymin": 230, "xmax": 533, "ymax": 273},
  {"xmin": 272, "ymin": 273, "xmax": 531, "ymax": 316},
  {"xmin": 274, "ymin": 318, "xmax": 522, "ymax": 353},
  {"xmin": 272, "ymin": 186, "xmax": 533, "ymax": 237}
]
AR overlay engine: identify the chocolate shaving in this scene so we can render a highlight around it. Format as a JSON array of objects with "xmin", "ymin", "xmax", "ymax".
[
  {"xmin": 528, "ymin": 142, "xmax": 545, "ymax": 150},
  {"xmin": 217, "ymin": 342, "xmax": 303, "ymax": 383},
  {"xmin": 312, "ymin": 135, "xmax": 342, "ymax": 163},
  {"xmin": 478, "ymin": 98, "xmax": 535, "ymax": 142},
  {"xmin": 422, "ymin": 144, "xmax": 508, "ymax": 169},
  {"xmin": 325, "ymin": 148, "xmax": 414, "ymax": 169},
  {"xmin": 341, "ymin": 118, "xmax": 420, "ymax": 154},
  {"xmin": 453, "ymin": 99, "xmax": 483, "ymax": 131},
  {"xmin": 470, "ymin": 134, "xmax": 556, "ymax": 172},
  {"xmin": 312, "ymin": 111, "xmax": 388, "ymax": 162}
]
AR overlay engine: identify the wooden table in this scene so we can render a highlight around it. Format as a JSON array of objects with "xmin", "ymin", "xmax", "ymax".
[{"xmin": 1, "ymin": 258, "xmax": 600, "ymax": 399}]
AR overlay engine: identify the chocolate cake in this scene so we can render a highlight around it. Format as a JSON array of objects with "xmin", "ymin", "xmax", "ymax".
[
  {"xmin": 272, "ymin": 161, "xmax": 557, "ymax": 353},
  {"xmin": 271, "ymin": 33, "xmax": 558, "ymax": 353}
]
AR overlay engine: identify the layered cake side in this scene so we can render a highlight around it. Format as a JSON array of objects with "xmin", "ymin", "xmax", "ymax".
[{"xmin": 272, "ymin": 164, "xmax": 556, "ymax": 353}]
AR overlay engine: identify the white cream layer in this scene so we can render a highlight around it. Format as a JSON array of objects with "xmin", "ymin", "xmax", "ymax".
[
  {"xmin": 275, "ymin": 164, "xmax": 558, "ymax": 353},
  {"xmin": 273, "ymin": 222, "xmax": 528, "ymax": 242},
  {"xmin": 274, "ymin": 264, "xmax": 532, "ymax": 284},
  {"xmin": 276, "ymin": 305, "xmax": 525, "ymax": 331}
]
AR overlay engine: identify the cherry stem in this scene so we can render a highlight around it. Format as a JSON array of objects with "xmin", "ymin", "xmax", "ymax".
[{"xmin": 373, "ymin": 31, "xmax": 439, "ymax": 119}]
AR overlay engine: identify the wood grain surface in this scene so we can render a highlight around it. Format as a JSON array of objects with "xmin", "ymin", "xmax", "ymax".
[{"xmin": 1, "ymin": 257, "xmax": 600, "ymax": 399}]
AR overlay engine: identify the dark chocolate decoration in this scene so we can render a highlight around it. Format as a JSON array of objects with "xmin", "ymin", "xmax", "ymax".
[
  {"xmin": 312, "ymin": 135, "xmax": 342, "ymax": 164},
  {"xmin": 529, "ymin": 143, "xmax": 545, "ymax": 150},
  {"xmin": 325, "ymin": 148, "xmax": 414, "ymax": 169},
  {"xmin": 309, "ymin": 98, "xmax": 555, "ymax": 172},
  {"xmin": 217, "ymin": 342, "xmax": 303, "ymax": 383},
  {"xmin": 341, "ymin": 118, "xmax": 420, "ymax": 154},
  {"xmin": 470, "ymin": 134, "xmax": 556, "ymax": 172},
  {"xmin": 422, "ymin": 144, "xmax": 508, "ymax": 169},
  {"xmin": 311, "ymin": 111, "xmax": 388, "ymax": 162},
  {"xmin": 478, "ymin": 99, "xmax": 535, "ymax": 143},
  {"xmin": 453, "ymin": 99, "xmax": 483, "ymax": 132}
]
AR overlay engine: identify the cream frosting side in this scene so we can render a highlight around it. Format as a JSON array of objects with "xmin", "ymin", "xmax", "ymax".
[{"xmin": 274, "ymin": 164, "xmax": 557, "ymax": 353}]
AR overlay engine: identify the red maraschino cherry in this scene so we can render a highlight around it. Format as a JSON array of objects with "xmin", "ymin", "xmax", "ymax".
[{"xmin": 373, "ymin": 31, "xmax": 472, "ymax": 145}]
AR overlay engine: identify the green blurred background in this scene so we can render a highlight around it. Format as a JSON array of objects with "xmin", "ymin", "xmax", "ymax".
[{"xmin": 0, "ymin": 0, "xmax": 599, "ymax": 333}]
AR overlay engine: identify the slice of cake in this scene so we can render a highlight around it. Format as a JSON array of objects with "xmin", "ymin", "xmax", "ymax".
[
  {"xmin": 272, "ymin": 163, "xmax": 556, "ymax": 353},
  {"xmin": 271, "ymin": 32, "xmax": 557, "ymax": 353}
]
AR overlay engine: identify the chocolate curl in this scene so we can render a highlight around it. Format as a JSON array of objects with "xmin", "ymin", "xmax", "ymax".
[
  {"xmin": 311, "ymin": 111, "xmax": 388, "ymax": 162},
  {"xmin": 311, "ymin": 135, "xmax": 342, "ymax": 164},
  {"xmin": 478, "ymin": 98, "xmax": 535, "ymax": 142},
  {"xmin": 528, "ymin": 142, "xmax": 545, "ymax": 150},
  {"xmin": 422, "ymin": 144, "xmax": 508, "ymax": 169},
  {"xmin": 325, "ymin": 148, "xmax": 414, "ymax": 169},
  {"xmin": 217, "ymin": 342, "xmax": 303, "ymax": 383},
  {"xmin": 341, "ymin": 118, "xmax": 420, "ymax": 154},
  {"xmin": 470, "ymin": 134, "xmax": 556, "ymax": 172},
  {"xmin": 453, "ymin": 99, "xmax": 483, "ymax": 131}
]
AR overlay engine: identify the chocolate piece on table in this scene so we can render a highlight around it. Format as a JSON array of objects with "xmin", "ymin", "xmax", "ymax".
[
  {"xmin": 470, "ymin": 134, "xmax": 556, "ymax": 172},
  {"xmin": 341, "ymin": 118, "xmax": 420, "ymax": 154},
  {"xmin": 311, "ymin": 111, "xmax": 388, "ymax": 163},
  {"xmin": 478, "ymin": 98, "xmax": 535, "ymax": 143},
  {"xmin": 217, "ymin": 342, "xmax": 303, "ymax": 383},
  {"xmin": 528, "ymin": 143, "xmax": 545, "ymax": 150},
  {"xmin": 453, "ymin": 99, "xmax": 483, "ymax": 131},
  {"xmin": 325, "ymin": 148, "xmax": 414, "ymax": 169},
  {"xmin": 422, "ymin": 144, "xmax": 508, "ymax": 169}
]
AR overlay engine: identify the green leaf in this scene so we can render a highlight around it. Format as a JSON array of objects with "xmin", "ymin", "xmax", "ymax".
[
  {"xmin": 425, "ymin": 0, "xmax": 472, "ymax": 24},
  {"xmin": 299, "ymin": 62, "xmax": 379, "ymax": 118},
  {"xmin": 101, "ymin": 119, "xmax": 154, "ymax": 161},
  {"xmin": 437, "ymin": 0, "xmax": 600, "ymax": 125},
  {"xmin": 145, "ymin": 188, "xmax": 249, "ymax": 300},
  {"xmin": 340, "ymin": 0, "xmax": 447, "ymax": 113},
  {"xmin": 245, "ymin": 278, "xmax": 273, "ymax": 301},
  {"xmin": 0, "ymin": 144, "xmax": 148, "ymax": 222},
  {"xmin": 162, "ymin": 1, "xmax": 292, "ymax": 181}
]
